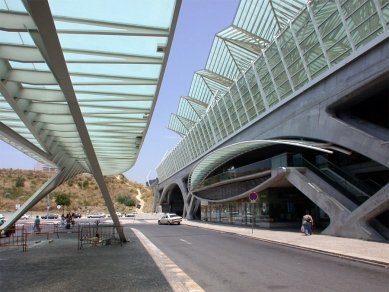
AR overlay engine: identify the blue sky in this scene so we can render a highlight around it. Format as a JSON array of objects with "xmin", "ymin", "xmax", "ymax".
[{"xmin": 0, "ymin": 0, "xmax": 240, "ymax": 184}]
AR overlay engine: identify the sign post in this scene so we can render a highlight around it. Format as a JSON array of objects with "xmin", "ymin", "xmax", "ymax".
[{"xmin": 249, "ymin": 192, "xmax": 258, "ymax": 234}]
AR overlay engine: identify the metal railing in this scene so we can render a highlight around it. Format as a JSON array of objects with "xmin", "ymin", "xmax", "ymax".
[
  {"xmin": 193, "ymin": 158, "xmax": 272, "ymax": 190},
  {"xmin": 0, "ymin": 225, "xmax": 28, "ymax": 252},
  {"xmin": 78, "ymin": 222, "xmax": 124, "ymax": 249}
]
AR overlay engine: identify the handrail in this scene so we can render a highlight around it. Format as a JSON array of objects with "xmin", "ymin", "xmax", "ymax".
[
  {"xmin": 192, "ymin": 158, "xmax": 272, "ymax": 190},
  {"xmin": 316, "ymin": 155, "xmax": 380, "ymax": 196},
  {"xmin": 292, "ymin": 154, "xmax": 369, "ymax": 206}
]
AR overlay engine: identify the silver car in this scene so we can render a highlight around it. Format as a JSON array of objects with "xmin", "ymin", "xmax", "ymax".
[
  {"xmin": 158, "ymin": 213, "xmax": 182, "ymax": 225},
  {"xmin": 87, "ymin": 212, "xmax": 106, "ymax": 218}
]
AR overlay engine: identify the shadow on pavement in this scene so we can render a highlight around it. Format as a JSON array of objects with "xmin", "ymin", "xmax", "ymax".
[{"xmin": 0, "ymin": 227, "xmax": 172, "ymax": 292}]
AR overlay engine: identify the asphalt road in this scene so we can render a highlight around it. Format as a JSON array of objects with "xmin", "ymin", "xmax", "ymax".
[{"xmin": 133, "ymin": 222, "xmax": 389, "ymax": 292}]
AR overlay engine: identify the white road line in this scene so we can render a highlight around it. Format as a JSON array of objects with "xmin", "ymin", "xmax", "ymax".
[
  {"xmin": 131, "ymin": 228, "xmax": 204, "ymax": 292},
  {"xmin": 180, "ymin": 239, "xmax": 192, "ymax": 245}
]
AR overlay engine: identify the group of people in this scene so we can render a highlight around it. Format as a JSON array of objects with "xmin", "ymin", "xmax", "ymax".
[{"xmin": 60, "ymin": 213, "xmax": 75, "ymax": 229}]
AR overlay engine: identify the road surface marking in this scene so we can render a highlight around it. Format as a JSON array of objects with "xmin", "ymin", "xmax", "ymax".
[
  {"xmin": 180, "ymin": 239, "xmax": 192, "ymax": 244},
  {"xmin": 132, "ymin": 228, "xmax": 204, "ymax": 292}
]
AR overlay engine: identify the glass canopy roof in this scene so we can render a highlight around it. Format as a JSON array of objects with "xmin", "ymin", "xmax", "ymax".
[{"xmin": 0, "ymin": 0, "xmax": 181, "ymax": 175}]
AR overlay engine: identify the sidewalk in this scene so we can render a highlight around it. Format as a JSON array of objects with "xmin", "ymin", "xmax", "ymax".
[{"xmin": 181, "ymin": 220, "xmax": 389, "ymax": 267}]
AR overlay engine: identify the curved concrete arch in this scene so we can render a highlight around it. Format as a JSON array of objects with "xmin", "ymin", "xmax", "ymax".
[
  {"xmin": 188, "ymin": 139, "xmax": 333, "ymax": 190},
  {"xmin": 158, "ymin": 179, "xmax": 191, "ymax": 218}
]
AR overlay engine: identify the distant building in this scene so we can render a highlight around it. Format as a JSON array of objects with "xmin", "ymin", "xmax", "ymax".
[{"xmin": 34, "ymin": 162, "xmax": 56, "ymax": 173}]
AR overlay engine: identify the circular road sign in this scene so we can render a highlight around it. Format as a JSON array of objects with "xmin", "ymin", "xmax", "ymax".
[{"xmin": 249, "ymin": 192, "xmax": 258, "ymax": 201}]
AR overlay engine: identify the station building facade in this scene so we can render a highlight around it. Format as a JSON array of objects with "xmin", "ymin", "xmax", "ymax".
[{"xmin": 152, "ymin": 0, "xmax": 389, "ymax": 241}]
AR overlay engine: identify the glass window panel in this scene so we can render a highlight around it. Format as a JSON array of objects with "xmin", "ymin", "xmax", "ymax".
[
  {"xmin": 284, "ymin": 48, "xmax": 301, "ymax": 68},
  {"xmin": 275, "ymin": 72, "xmax": 291, "ymax": 97},
  {"xmin": 299, "ymin": 30, "xmax": 320, "ymax": 55},
  {"xmin": 304, "ymin": 43, "xmax": 324, "ymax": 65},
  {"xmin": 326, "ymin": 35, "xmax": 352, "ymax": 64},
  {"xmin": 281, "ymin": 36, "xmax": 297, "ymax": 58},
  {"xmin": 382, "ymin": 4, "xmax": 389, "ymax": 25},
  {"xmin": 260, "ymin": 73, "xmax": 272, "ymax": 88},
  {"xmin": 230, "ymin": 86, "xmax": 238, "ymax": 99},
  {"xmin": 274, "ymin": 71, "xmax": 288, "ymax": 87},
  {"xmin": 268, "ymin": 54, "xmax": 281, "ymax": 70},
  {"xmin": 278, "ymin": 29, "xmax": 293, "ymax": 50},
  {"xmin": 342, "ymin": 0, "xmax": 372, "ymax": 19},
  {"xmin": 221, "ymin": 122, "xmax": 228, "ymax": 139},
  {"xmin": 355, "ymin": 26, "xmax": 383, "ymax": 49},
  {"xmin": 244, "ymin": 93, "xmax": 254, "ymax": 114},
  {"xmin": 351, "ymin": 14, "xmax": 382, "ymax": 48},
  {"xmin": 278, "ymin": 81, "xmax": 293, "ymax": 99},
  {"xmin": 313, "ymin": 1, "xmax": 338, "ymax": 27},
  {"xmin": 308, "ymin": 54, "xmax": 328, "ymax": 76},
  {"xmin": 322, "ymin": 23, "xmax": 348, "ymax": 51},
  {"xmin": 238, "ymin": 107, "xmax": 248, "ymax": 126},
  {"xmin": 251, "ymin": 83, "xmax": 259, "ymax": 96},
  {"xmin": 346, "ymin": 1, "xmax": 377, "ymax": 31},
  {"xmin": 288, "ymin": 58, "xmax": 306, "ymax": 82},
  {"xmin": 247, "ymin": 106, "xmax": 257, "ymax": 120},
  {"xmin": 296, "ymin": 22, "xmax": 315, "ymax": 45},
  {"xmin": 293, "ymin": 10, "xmax": 311, "ymax": 32},
  {"xmin": 248, "ymin": 74, "xmax": 257, "ymax": 87},
  {"xmin": 255, "ymin": 58, "xmax": 267, "ymax": 78},
  {"xmin": 271, "ymin": 62, "xmax": 285, "ymax": 79},
  {"xmin": 266, "ymin": 91, "xmax": 279, "ymax": 108},
  {"xmin": 266, "ymin": 43, "xmax": 279, "ymax": 60},
  {"xmin": 291, "ymin": 70, "xmax": 309, "ymax": 91},
  {"xmin": 239, "ymin": 81, "xmax": 249, "ymax": 99},
  {"xmin": 319, "ymin": 13, "xmax": 343, "ymax": 41},
  {"xmin": 245, "ymin": 67, "xmax": 254, "ymax": 81},
  {"xmin": 226, "ymin": 120, "xmax": 234, "ymax": 135},
  {"xmin": 254, "ymin": 93, "xmax": 266, "ymax": 115},
  {"xmin": 231, "ymin": 118, "xmax": 240, "ymax": 130},
  {"xmin": 311, "ymin": 65, "xmax": 329, "ymax": 79}
]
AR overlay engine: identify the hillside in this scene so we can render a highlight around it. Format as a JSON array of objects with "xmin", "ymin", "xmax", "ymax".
[{"xmin": 0, "ymin": 168, "xmax": 155, "ymax": 215}]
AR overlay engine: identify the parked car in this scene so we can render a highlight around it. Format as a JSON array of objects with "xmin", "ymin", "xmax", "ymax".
[
  {"xmin": 87, "ymin": 212, "xmax": 106, "ymax": 218},
  {"xmin": 20, "ymin": 214, "xmax": 31, "ymax": 220},
  {"xmin": 41, "ymin": 213, "xmax": 58, "ymax": 219},
  {"xmin": 108, "ymin": 212, "xmax": 122, "ymax": 218},
  {"xmin": 158, "ymin": 213, "xmax": 182, "ymax": 225},
  {"xmin": 73, "ymin": 213, "xmax": 82, "ymax": 218},
  {"xmin": 125, "ymin": 212, "xmax": 138, "ymax": 217},
  {"xmin": 0, "ymin": 214, "xmax": 4, "ymax": 219}
]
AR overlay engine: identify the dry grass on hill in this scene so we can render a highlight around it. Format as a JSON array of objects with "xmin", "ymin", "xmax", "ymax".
[{"xmin": 0, "ymin": 168, "xmax": 154, "ymax": 215}]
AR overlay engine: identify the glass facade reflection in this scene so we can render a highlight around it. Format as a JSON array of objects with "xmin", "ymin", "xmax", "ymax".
[{"xmin": 200, "ymin": 188, "xmax": 326, "ymax": 228}]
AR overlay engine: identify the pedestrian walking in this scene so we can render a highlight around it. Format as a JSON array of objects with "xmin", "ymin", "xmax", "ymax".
[
  {"xmin": 302, "ymin": 210, "xmax": 313, "ymax": 236},
  {"xmin": 34, "ymin": 215, "xmax": 40, "ymax": 233}
]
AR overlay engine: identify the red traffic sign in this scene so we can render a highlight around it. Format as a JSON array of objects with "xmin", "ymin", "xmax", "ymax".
[{"xmin": 249, "ymin": 192, "xmax": 258, "ymax": 201}]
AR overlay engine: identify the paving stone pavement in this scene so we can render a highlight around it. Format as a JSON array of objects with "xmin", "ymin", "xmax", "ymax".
[{"xmin": 0, "ymin": 226, "xmax": 173, "ymax": 292}]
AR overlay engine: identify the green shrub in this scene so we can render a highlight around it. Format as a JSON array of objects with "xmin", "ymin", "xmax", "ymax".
[
  {"xmin": 15, "ymin": 176, "xmax": 25, "ymax": 187},
  {"xmin": 83, "ymin": 180, "xmax": 89, "ymax": 189},
  {"xmin": 116, "ymin": 195, "xmax": 136, "ymax": 207}
]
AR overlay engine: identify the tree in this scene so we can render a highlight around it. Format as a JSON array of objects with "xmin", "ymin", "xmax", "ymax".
[{"xmin": 55, "ymin": 193, "xmax": 71, "ymax": 214}]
